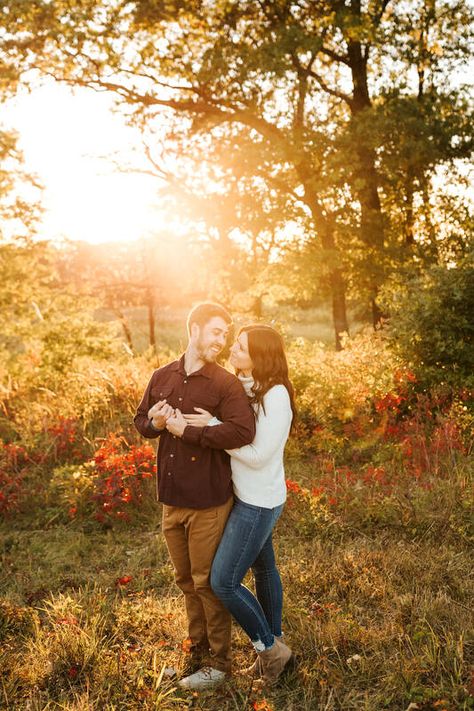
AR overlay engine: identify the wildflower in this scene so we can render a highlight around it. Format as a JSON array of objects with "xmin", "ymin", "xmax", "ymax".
[
  {"xmin": 285, "ymin": 479, "xmax": 301, "ymax": 494},
  {"xmin": 310, "ymin": 602, "xmax": 325, "ymax": 617},
  {"xmin": 116, "ymin": 575, "xmax": 133, "ymax": 586},
  {"xmin": 137, "ymin": 689, "xmax": 152, "ymax": 700},
  {"xmin": 67, "ymin": 664, "xmax": 79, "ymax": 679},
  {"xmin": 253, "ymin": 700, "xmax": 273, "ymax": 711}
]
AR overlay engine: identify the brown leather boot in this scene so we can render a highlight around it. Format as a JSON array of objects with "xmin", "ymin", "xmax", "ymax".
[{"xmin": 255, "ymin": 637, "xmax": 292, "ymax": 686}]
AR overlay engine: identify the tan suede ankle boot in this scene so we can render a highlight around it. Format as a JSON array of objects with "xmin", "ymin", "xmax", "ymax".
[
  {"xmin": 255, "ymin": 637, "xmax": 292, "ymax": 686},
  {"xmin": 244, "ymin": 635, "xmax": 283, "ymax": 676}
]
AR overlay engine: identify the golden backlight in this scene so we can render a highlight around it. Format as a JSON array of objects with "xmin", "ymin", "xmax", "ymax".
[{"xmin": 5, "ymin": 80, "xmax": 177, "ymax": 245}]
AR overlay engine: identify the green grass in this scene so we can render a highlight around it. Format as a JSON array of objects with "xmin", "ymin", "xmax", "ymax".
[{"xmin": 1, "ymin": 476, "xmax": 473, "ymax": 710}]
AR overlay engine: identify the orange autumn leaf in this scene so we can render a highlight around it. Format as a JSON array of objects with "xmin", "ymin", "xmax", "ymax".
[
  {"xmin": 253, "ymin": 701, "xmax": 273, "ymax": 711},
  {"xmin": 182, "ymin": 637, "xmax": 193, "ymax": 653}
]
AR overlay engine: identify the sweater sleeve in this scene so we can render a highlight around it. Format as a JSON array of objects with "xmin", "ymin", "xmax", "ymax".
[{"xmin": 226, "ymin": 385, "xmax": 291, "ymax": 469}]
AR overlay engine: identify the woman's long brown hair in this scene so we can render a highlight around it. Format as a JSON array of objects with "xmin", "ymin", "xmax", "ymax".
[{"xmin": 238, "ymin": 324, "xmax": 297, "ymax": 427}]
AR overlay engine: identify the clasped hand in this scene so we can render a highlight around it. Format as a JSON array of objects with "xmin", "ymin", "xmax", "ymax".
[
  {"xmin": 147, "ymin": 400, "xmax": 187, "ymax": 437},
  {"xmin": 148, "ymin": 400, "xmax": 174, "ymax": 430},
  {"xmin": 169, "ymin": 407, "xmax": 213, "ymax": 435},
  {"xmin": 148, "ymin": 401, "xmax": 213, "ymax": 437}
]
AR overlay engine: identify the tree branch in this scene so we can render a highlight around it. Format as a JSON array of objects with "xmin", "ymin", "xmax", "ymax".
[
  {"xmin": 118, "ymin": 66, "xmax": 196, "ymax": 94},
  {"xmin": 320, "ymin": 47, "xmax": 351, "ymax": 67},
  {"xmin": 307, "ymin": 68, "xmax": 353, "ymax": 105},
  {"xmin": 289, "ymin": 51, "xmax": 309, "ymax": 133},
  {"xmin": 372, "ymin": 0, "xmax": 392, "ymax": 27}
]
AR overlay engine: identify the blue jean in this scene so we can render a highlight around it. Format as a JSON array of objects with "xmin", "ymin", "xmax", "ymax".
[{"xmin": 210, "ymin": 497, "xmax": 284, "ymax": 650}]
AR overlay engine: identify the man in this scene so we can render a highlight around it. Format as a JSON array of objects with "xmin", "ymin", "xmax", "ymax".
[{"xmin": 134, "ymin": 302, "xmax": 255, "ymax": 690}]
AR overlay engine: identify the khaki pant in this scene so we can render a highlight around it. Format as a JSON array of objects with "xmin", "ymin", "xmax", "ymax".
[{"xmin": 162, "ymin": 496, "xmax": 233, "ymax": 673}]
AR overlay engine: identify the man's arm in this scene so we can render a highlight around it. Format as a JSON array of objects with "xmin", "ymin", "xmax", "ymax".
[
  {"xmin": 133, "ymin": 373, "xmax": 165, "ymax": 439},
  {"xmin": 181, "ymin": 378, "xmax": 255, "ymax": 449}
]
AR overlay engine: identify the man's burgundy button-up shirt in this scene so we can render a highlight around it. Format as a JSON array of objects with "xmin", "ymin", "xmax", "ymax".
[{"xmin": 134, "ymin": 356, "xmax": 256, "ymax": 508}]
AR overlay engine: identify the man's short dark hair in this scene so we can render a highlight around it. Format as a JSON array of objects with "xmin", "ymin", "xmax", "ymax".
[{"xmin": 187, "ymin": 302, "xmax": 232, "ymax": 336}]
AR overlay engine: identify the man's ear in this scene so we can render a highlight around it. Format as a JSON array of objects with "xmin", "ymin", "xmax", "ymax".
[{"xmin": 190, "ymin": 322, "xmax": 200, "ymax": 341}]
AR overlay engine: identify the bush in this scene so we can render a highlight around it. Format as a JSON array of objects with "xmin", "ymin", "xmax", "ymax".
[
  {"xmin": 380, "ymin": 251, "xmax": 474, "ymax": 382},
  {"xmin": 43, "ymin": 433, "xmax": 157, "ymax": 525},
  {"xmin": 0, "ymin": 352, "xmax": 162, "ymax": 451},
  {"xmin": 286, "ymin": 329, "xmax": 409, "ymax": 457},
  {"xmin": 0, "ymin": 442, "xmax": 29, "ymax": 514},
  {"xmin": 89, "ymin": 434, "xmax": 156, "ymax": 523}
]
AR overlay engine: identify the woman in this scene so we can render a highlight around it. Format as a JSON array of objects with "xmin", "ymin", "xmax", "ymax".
[{"xmin": 184, "ymin": 324, "xmax": 296, "ymax": 686}]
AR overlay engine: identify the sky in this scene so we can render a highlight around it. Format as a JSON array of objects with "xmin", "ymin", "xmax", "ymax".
[{"xmin": 4, "ymin": 80, "xmax": 170, "ymax": 244}]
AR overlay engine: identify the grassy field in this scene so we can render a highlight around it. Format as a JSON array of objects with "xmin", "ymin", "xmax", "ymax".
[
  {"xmin": 1, "ymin": 454, "xmax": 473, "ymax": 710},
  {"xmin": 1, "ymin": 309, "xmax": 473, "ymax": 710}
]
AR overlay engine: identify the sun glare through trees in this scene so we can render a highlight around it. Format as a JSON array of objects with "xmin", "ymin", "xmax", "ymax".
[{"xmin": 1, "ymin": 1, "xmax": 473, "ymax": 709}]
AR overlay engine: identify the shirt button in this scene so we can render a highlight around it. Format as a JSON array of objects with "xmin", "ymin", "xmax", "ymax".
[
  {"xmin": 184, "ymin": 380, "xmax": 188, "ymax": 384},
  {"xmin": 167, "ymin": 472, "xmax": 172, "ymax": 476},
  {"xmin": 170, "ymin": 454, "xmax": 174, "ymax": 458},
  {"xmin": 178, "ymin": 397, "xmax": 183, "ymax": 402}
]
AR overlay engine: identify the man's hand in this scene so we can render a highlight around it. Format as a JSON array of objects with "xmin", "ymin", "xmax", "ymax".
[
  {"xmin": 183, "ymin": 407, "xmax": 213, "ymax": 427},
  {"xmin": 166, "ymin": 408, "xmax": 187, "ymax": 437},
  {"xmin": 148, "ymin": 400, "xmax": 175, "ymax": 430}
]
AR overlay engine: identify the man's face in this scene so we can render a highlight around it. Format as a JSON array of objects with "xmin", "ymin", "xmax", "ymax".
[{"xmin": 193, "ymin": 316, "xmax": 230, "ymax": 363}]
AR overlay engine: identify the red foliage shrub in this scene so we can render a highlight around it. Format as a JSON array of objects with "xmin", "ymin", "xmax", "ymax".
[
  {"xmin": 39, "ymin": 416, "xmax": 84, "ymax": 464},
  {"xmin": 0, "ymin": 442, "xmax": 29, "ymax": 514},
  {"xmin": 89, "ymin": 434, "xmax": 156, "ymax": 522}
]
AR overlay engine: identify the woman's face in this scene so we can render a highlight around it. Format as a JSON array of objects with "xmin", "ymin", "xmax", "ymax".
[{"xmin": 229, "ymin": 331, "xmax": 253, "ymax": 374}]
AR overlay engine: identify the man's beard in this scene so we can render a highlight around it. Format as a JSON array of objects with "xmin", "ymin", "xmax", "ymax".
[{"xmin": 196, "ymin": 338, "xmax": 221, "ymax": 363}]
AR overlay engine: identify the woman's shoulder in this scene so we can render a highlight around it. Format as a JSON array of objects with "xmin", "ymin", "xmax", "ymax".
[{"xmin": 262, "ymin": 383, "xmax": 291, "ymax": 406}]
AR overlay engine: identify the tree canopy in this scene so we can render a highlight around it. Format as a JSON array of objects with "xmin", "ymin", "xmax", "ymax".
[{"xmin": 1, "ymin": 0, "xmax": 473, "ymax": 346}]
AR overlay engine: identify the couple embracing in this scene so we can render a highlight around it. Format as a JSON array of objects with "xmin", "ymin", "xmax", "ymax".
[{"xmin": 134, "ymin": 302, "xmax": 296, "ymax": 690}]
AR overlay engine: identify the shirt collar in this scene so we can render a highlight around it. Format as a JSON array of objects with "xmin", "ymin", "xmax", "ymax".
[{"xmin": 171, "ymin": 354, "xmax": 214, "ymax": 379}]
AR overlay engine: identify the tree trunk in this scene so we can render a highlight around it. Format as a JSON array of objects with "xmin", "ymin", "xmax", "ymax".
[
  {"xmin": 330, "ymin": 268, "xmax": 349, "ymax": 350},
  {"xmin": 145, "ymin": 288, "xmax": 156, "ymax": 353},
  {"xmin": 419, "ymin": 172, "xmax": 438, "ymax": 264},
  {"xmin": 114, "ymin": 308, "xmax": 134, "ymax": 353},
  {"xmin": 252, "ymin": 293, "xmax": 266, "ymax": 319},
  {"xmin": 300, "ymin": 175, "xmax": 349, "ymax": 349},
  {"xmin": 348, "ymin": 36, "xmax": 386, "ymax": 327},
  {"xmin": 355, "ymin": 143, "xmax": 385, "ymax": 321},
  {"xmin": 404, "ymin": 168, "xmax": 415, "ymax": 248}
]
